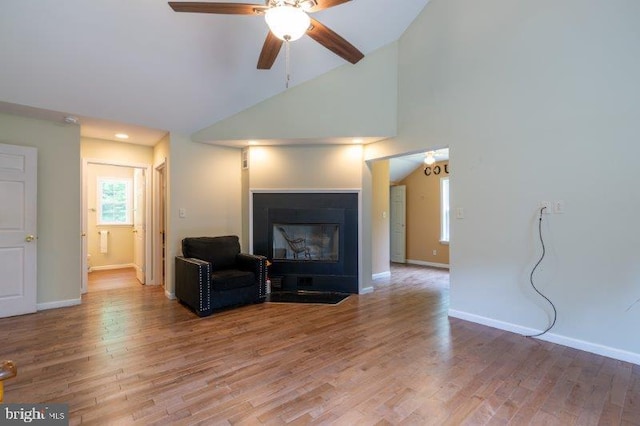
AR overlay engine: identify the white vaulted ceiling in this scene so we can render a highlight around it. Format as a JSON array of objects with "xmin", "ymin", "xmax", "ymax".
[{"xmin": 0, "ymin": 0, "xmax": 430, "ymax": 145}]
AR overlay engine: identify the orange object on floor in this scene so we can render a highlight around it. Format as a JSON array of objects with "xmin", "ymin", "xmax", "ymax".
[{"xmin": 0, "ymin": 360, "xmax": 17, "ymax": 403}]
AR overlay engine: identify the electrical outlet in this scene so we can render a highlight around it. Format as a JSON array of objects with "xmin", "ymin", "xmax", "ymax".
[
  {"xmin": 540, "ymin": 201, "xmax": 551, "ymax": 214},
  {"xmin": 432, "ymin": 250, "xmax": 437, "ymax": 256},
  {"xmin": 179, "ymin": 208, "xmax": 186, "ymax": 218}
]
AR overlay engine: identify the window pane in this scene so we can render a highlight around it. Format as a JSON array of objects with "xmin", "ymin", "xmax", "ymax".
[
  {"xmin": 101, "ymin": 204, "xmax": 115, "ymax": 222},
  {"xmin": 441, "ymin": 178, "xmax": 450, "ymax": 242},
  {"xmin": 98, "ymin": 178, "xmax": 132, "ymax": 224}
]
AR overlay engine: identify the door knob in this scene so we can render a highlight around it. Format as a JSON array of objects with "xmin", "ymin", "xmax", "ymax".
[{"xmin": 25, "ymin": 235, "xmax": 36, "ymax": 242}]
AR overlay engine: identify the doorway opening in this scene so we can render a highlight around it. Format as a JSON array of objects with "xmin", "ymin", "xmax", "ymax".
[
  {"xmin": 81, "ymin": 159, "xmax": 153, "ymax": 294},
  {"xmin": 388, "ymin": 148, "xmax": 450, "ymax": 269},
  {"xmin": 371, "ymin": 147, "xmax": 450, "ymax": 289}
]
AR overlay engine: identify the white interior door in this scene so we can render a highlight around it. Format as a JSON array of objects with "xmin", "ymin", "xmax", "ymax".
[
  {"xmin": 390, "ymin": 185, "xmax": 406, "ymax": 263},
  {"xmin": 133, "ymin": 168, "xmax": 145, "ymax": 284},
  {"xmin": 0, "ymin": 143, "xmax": 37, "ymax": 318}
]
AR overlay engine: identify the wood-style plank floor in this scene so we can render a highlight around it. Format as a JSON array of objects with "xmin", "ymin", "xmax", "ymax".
[{"xmin": 1, "ymin": 265, "xmax": 639, "ymax": 425}]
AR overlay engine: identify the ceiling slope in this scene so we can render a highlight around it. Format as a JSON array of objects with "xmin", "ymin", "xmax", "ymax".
[
  {"xmin": 0, "ymin": 0, "xmax": 430, "ymax": 141},
  {"xmin": 192, "ymin": 43, "xmax": 399, "ymax": 147}
]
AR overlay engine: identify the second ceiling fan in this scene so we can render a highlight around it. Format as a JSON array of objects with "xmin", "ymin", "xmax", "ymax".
[{"xmin": 169, "ymin": 0, "xmax": 365, "ymax": 70}]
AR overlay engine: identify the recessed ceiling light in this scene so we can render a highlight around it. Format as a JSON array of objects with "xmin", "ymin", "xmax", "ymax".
[
  {"xmin": 248, "ymin": 140, "xmax": 258, "ymax": 145},
  {"xmin": 115, "ymin": 133, "xmax": 129, "ymax": 140},
  {"xmin": 352, "ymin": 138, "xmax": 363, "ymax": 144}
]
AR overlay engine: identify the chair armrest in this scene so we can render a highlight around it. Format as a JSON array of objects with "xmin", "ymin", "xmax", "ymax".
[
  {"xmin": 236, "ymin": 253, "xmax": 268, "ymax": 299},
  {"xmin": 175, "ymin": 256, "xmax": 212, "ymax": 316}
]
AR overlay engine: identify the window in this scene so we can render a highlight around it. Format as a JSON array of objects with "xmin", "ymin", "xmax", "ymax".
[
  {"xmin": 98, "ymin": 178, "xmax": 132, "ymax": 225},
  {"xmin": 440, "ymin": 177, "xmax": 450, "ymax": 243}
]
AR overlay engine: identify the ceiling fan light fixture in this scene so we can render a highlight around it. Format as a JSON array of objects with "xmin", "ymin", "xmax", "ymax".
[
  {"xmin": 424, "ymin": 151, "xmax": 436, "ymax": 165},
  {"xmin": 265, "ymin": 5, "xmax": 311, "ymax": 41}
]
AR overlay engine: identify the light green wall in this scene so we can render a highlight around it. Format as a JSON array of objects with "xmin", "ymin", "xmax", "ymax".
[
  {"xmin": 82, "ymin": 137, "xmax": 154, "ymax": 165},
  {"xmin": 360, "ymin": 158, "xmax": 373, "ymax": 292},
  {"xmin": 241, "ymin": 150, "xmax": 250, "ymax": 251},
  {"xmin": 0, "ymin": 113, "xmax": 81, "ymax": 305},
  {"xmin": 166, "ymin": 134, "xmax": 242, "ymax": 296},
  {"xmin": 371, "ymin": 160, "xmax": 390, "ymax": 277},
  {"xmin": 367, "ymin": 0, "xmax": 640, "ymax": 360},
  {"xmin": 193, "ymin": 43, "xmax": 399, "ymax": 143},
  {"xmin": 153, "ymin": 134, "xmax": 170, "ymax": 168},
  {"xmin": 248, "ymin": 144, "xmax": 364, "ymax": 189}
]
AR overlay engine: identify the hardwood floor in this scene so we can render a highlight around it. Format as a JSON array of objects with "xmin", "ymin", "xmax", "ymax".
[
  {"xmin": 87, "ymin": 268, "xmax": 142, "ymax": 292},
  {"xmin": 1, "ymin": 265, "xmax": 638, "ymax": 425}
]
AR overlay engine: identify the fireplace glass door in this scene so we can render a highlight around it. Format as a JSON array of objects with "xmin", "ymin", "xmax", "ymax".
[{"xmin": 273, "ymin": 224, "xmax": 339, "ymax": 262}]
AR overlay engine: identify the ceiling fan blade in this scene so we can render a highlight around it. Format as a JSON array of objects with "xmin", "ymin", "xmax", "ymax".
[
  {"xmin": 307, "ymin": 18, "xmax": 364, "ymax": 65},
  {"xmin": 305, "ymin": 0, "xmax": 351, "ymax": 13},
  {"xmin": 257, "ymin": 32, "xmax": 283, "ymax": 70},
  {"xmin": 168, "ymin": 2, "xmax": 267, "ymax": 15}
]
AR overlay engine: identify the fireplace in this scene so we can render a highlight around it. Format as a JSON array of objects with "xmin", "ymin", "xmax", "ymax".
[{"xmin": 252, "ymin": 192, "xmax": 359, "ymax": 293}]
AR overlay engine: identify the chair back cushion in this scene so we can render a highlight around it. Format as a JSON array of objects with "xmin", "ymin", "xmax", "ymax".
[{"xmin": 182, "ymin": 236, "xmax": 240, "ymax": 271}]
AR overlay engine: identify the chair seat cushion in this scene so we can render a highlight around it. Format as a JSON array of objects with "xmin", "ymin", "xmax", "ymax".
[{"xmin": 211, "ymin": 269, "xmax": 255, "ymax": 291}]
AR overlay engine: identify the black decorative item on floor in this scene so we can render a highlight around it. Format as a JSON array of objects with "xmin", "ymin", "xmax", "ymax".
[{"xmin": 267, "ymin": 291, "xmax": 350, "ymax": 305}]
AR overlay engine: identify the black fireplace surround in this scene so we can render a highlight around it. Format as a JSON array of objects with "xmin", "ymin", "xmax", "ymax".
[{"xmin": 252, "ymin": 192, "xmax": 358, "ymax": 293}]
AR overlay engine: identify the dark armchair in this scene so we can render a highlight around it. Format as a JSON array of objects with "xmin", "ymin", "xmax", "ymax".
[{"xmin": 175, "ymin": 235, "xmax": 267, "ymax": 317}]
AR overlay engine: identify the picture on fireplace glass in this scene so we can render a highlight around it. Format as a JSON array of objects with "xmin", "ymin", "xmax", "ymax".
[{"xmin": 273, "ymin": 223, "xmax": 339, "ymax": 262}]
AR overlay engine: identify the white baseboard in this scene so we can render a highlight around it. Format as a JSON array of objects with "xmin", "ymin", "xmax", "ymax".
[
  {"xmin": 37, "ymin": 298, "xmax": 81, "ymax": 311},
  {"xmin": 448, "ymin": 309, "xmax": 640, "ymax": 366},
  {"xmin": 372, "ymin": 271, "xmax": 391, "ymax": 280},
  {"xmin": 89, "ymin": 263, "xmax": 136, "ymax": 272},
  {"xmin": 165, "ymin": 290, "xmax": 176, "ymax": 300},
  {"xmin": 407, "ymin": 259, "xmax": 450, "ymax": 269},
  {"xmin": 359, "ymin": 286, "xmax": 374, "ymax": 294}
]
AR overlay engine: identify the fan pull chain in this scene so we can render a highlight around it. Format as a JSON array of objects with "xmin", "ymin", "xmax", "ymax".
[{"xmin": 285, "ymin": 38, "xmax": 291, "ymax": 89}]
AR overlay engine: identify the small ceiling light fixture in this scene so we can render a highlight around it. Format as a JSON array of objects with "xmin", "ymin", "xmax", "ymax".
[
  {"xmin": 352, "ymin": 138, "xmax": 364, "ymax": 144},
  {"xmin": 115, "ymin": 133, "xmax": 129, "ymax": 140},
  {"xmin": 424, "ymin": 151, "xmax": 436, "ymax": 166},
  {"xmin": 63, "ymin": 115, "xmax": 79, "ymax": 125},
  {"xmin": 264, "ymin": 4, "xmax": 311, "ymax": 42}
]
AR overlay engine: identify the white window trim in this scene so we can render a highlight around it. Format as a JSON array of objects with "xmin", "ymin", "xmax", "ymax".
[
  {"xmin": 440, "ymin": 177, "xmax": 450, "ymax": 244},
  {"xmin": 97, "ymin": 177, "xmax": 133, "ymax": 226}
]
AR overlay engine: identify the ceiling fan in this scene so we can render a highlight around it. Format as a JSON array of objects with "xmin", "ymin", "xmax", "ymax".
[{"xmin": 168, "ymin": 1, "xmax": 365, "ymax": 70}]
